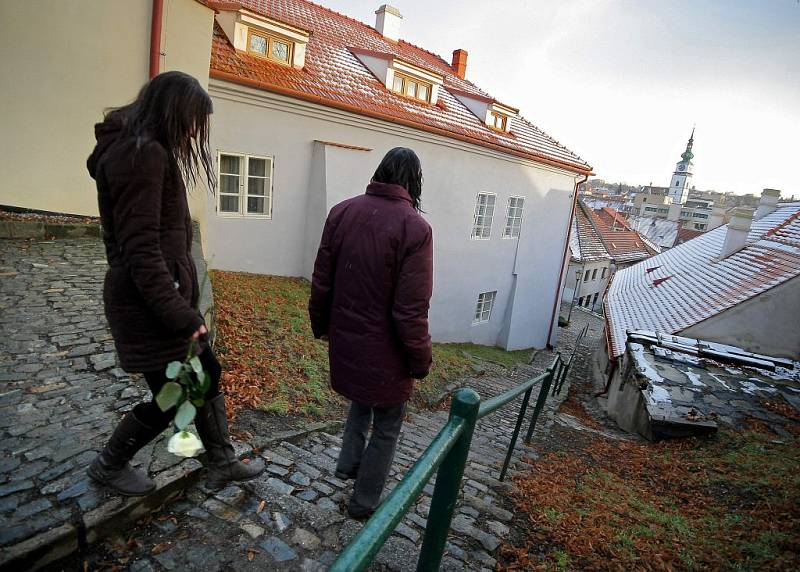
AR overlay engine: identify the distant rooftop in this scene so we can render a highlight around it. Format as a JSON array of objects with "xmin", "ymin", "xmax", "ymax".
[{"xmin": 605, "ymin": 201, "xmax": 800, "ymax": 358}]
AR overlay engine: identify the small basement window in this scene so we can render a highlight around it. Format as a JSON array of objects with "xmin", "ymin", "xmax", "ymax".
[
  {"xmin": 471, "ymin": 192, "xmax": 496, "ymax": 239},
  {"xmin": 473, "ymin": 291, "xmax": 496, "ymax": 324},
  {"xmin": 218, "ymin": 152, "xmax": 273, "ymax": 217},
  {"xmin": 391, "ymin": 72, "xmax": 432, "ymax": 103},
  {"xmin": 247, "ymin": 29, "xmax": 292, "ymax": 65}
]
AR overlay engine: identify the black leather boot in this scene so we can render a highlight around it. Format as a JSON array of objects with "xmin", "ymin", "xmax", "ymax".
[
  {"xmin": 87, "ymin": 411, "xmax": 163, "ymax": 496},
  {"xmin": 195, "ymin": 394, "xmax": 265, "ymax": 490}
]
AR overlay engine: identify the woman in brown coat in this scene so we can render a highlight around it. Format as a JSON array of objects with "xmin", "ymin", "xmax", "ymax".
[
  {"xmin": 86, "ymin": 71, "xmax": 263, "ymax": 495},
  {"xmin": 309, "ymin": 147, "xmax": 433, "ymax": 518}
]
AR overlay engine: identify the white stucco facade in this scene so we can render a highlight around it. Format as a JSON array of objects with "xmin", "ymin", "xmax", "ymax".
[
  {"xmin": 562, "ymin": 259, "xmax": 611, "ymax": 314},
  {"xmin": 202, "ymin": 80, "xmax": 582, "ymax": 350},
  {"xmin": 0, "ymin": 0, "xmax": 214, "ymax": 216}
]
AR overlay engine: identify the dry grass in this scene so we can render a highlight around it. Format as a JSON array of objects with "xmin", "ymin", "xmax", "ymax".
[
  {"xmin": 210, "ymin": 272, "xmax": 533, "ymax": 418},
  {"xmin": 500, "ymin": 430, "xmax": 800, "ymax": 571}
]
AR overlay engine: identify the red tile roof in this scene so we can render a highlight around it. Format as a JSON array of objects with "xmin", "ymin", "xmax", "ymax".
[
  {"xmin": 674, "ymin": 227, "xmax": 704, "ymax": 246},
  {"xmin": 591, "ymin": 207, "xmax": 659, "ymax": 264},
  {"xmin": 570, "ymin": 201, "xmax": 611, "ymax": 262},
  {"xmin": 605, "ymin": 202, "xmax": 800, "ymax": 358},
  {"xmin": 208, "ymin": 0, "xmax": 591, "ymax": 174}
]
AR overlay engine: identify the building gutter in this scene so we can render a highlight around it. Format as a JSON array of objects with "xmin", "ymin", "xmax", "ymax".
[
  {"xmin": 596, "ymin": 273, "xmax": 618, "ymax": 396},
  {"xmin": 547, "ymin": 173, "xmax": 589, "ymax": 346},
  {"xmin": 208, "ymin": 70, "xmax": 593, "ymax": 176},
  {"xmin": 150, "ymin": 0, "xmax": 164, "ymax": 79}
]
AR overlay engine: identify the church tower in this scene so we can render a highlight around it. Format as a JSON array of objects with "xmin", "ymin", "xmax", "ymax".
[{"xmin": 668, "ymin": 128, "xmax": 694, "ymax": 205}]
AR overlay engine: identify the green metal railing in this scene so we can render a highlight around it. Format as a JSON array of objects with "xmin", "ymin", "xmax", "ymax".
[{"xmin": 330, "ymin": 351, "xmax": 570, "ymax": 572}]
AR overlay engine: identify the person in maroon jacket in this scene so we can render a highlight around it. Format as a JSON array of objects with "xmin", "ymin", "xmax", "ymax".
[
  {"xmin": 309, "ymin": 147, "xmax": 433, "ymax": 519},
  {"xmin": 86, "ymin": 72, "xmax": 263, "ymax": 496}
]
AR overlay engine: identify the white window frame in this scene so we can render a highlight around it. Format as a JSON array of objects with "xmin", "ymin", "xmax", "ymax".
[
  {"xmin": 471, "ymin": 192, "xmax": 496, "ymax": 240},
  {"xmin": 473, "ymin": 291, "xmax": 497, "ymax": 324},
  {"xmin": 502, "ymin": 196, "xmax": 525, "ymax": 239},
  {"xmin": 216, "ymin": 151, "xmax": 274, "ymax": 219}
]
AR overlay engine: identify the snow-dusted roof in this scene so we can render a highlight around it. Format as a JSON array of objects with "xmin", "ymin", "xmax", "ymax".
[
  {"xmin": 570, "ymin": 201, "xmax": 610, "ymax": 262},
  {"xmin": 605, "ymin": 202, "xmax": 800, "ymax": 358},
  {"xmin": 209, "ymin": 0, "xmax": 591, "ymax": 173},
  {"xmin": 626, "ymin": 215, "xmax": 680, "ymax": 250}
]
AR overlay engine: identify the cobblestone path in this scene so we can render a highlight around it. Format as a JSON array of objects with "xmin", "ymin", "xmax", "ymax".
[
  {"xmin": 0, "ymin": 237, "xmax": 603, "ymax": 571},
  {"xmin": 0, "ymin": 239, "xmax": 200, "ymax": 567},
  {"xmin": 42, "ymin": 309, "xmax": 602, "ymax": 571}
]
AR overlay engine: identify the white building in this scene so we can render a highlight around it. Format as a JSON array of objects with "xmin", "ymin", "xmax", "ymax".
[
  {"xmin": 668, "ymin": 128, "xmax": 695, "ymax": 205},
  {"xmin": 563, "ymin": 201, "xmax": 613, "ymax": 314},
  {"xmin": 0, "ymin": 0, "xmax": 593, "ymax": 351}
]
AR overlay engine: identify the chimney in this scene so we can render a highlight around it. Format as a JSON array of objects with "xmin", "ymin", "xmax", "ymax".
[
  {"xmin": 375, "ymin": 4, "xmax": 402, "ymax": 42},
  {"xmin": 452, "ymin": 49, "xmax": 468, "ymax": 79},
  {"xmin": 719, "ymin": 207, "xmax": 754, "ymax": 259},
  {"xmin": 754, "ymin": 188, "xmax": 781, "ymax": 220}
]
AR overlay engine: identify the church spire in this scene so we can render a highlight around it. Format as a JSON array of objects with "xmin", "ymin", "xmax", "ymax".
[{"xmin": 681, "ymin": 126, "xmax": 695, "ymax": 162}]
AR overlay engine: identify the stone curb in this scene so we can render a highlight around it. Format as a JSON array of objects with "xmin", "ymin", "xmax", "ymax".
[
  {"xmin": 0, "ymin": 420, "xmax": 343, "ymax": 572},
  {"xmin": 0, "ymin": 220, "xmax": 101, "ymax": 240}
]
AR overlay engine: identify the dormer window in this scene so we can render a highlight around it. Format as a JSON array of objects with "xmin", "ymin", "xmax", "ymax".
[
  {"xmin": 490, "ymin": 111, "xmax": 508, "ymax": 131},
  {"xmin": 449, "ymin": 88, "xmax": 517, "ymax": 133},
  {"xmin": 214, "ymin": 7, "xmax": 311, "ymax": 69},
  {"xmin": 349, "ymin": 48, "xmax": 443, "ymax": 105},
  {"xmin": 247, "ymin": 29, "xmax": 292, "ymax": 65},
  {"xmin": 391, "ymin": 72, "xmax": 432, "ymax": 103}
]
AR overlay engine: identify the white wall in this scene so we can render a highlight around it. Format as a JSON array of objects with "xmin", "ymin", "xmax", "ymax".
[
  {"xmin": 0, "ymin": 1, "xmax": 150, "ymax": 215},
  {"xmin": 204, "ymin": 80, "xmax": 581, "ymax": 350},
  {"xmin": 681, "ymin": 276, "xmax": 800, "ymax": 360},
  {"xmin": 0, "ymin": 0, "xmax": 214, "ymax": 216},
  {"xmin": 562, "ymin": 259, "xmax": 610, "ymax": 313}
]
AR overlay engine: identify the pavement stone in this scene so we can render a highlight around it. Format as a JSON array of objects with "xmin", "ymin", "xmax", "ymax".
[
  {"xmin": 261, "ymin": 536, "xmax": 298, "ymax": 562},
  {"xmin": 17, "ymin": 239, "xmax": 602, "ymax": 571},
  {"xmin": 0, "ymin": 238, "xmax": 231, "ymax": 568}
]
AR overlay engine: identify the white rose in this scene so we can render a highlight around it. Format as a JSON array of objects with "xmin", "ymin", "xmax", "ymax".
[{"xmin": 167, "ymin": 430, "xmax": 204, "ymax": 458}]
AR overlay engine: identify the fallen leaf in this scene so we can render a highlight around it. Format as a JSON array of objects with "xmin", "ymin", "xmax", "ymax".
[{"xmin": 257, "ymin": 500, "xmax": 266, "ymax": 514}]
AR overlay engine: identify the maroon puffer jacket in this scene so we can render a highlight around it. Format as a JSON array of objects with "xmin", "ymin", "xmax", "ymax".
[
  {"xmin": 309, "ymin": 182, "xmax": 433, "ymax": 407},
  {"xmin": 87, "ymin": 118, "xmax": 204, "ymax": 373}
]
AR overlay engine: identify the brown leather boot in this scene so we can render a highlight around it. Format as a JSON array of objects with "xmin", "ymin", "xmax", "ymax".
[
  {"xmin": 87, "ymin": 411, "xmax": 162, "ymax": 496},
  {"xmin": 194, "ymin": 394, "xmax": 265, "ymax": 490}
]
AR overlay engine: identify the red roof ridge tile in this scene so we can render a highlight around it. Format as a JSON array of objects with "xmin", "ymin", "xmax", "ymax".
[
  {"xmin": 764, "ymin": 209, "xmax": 800, "ymax": 239},
  {"xmin": 446, "ymin": 85, "xmax": 495, "ymax": 103}
]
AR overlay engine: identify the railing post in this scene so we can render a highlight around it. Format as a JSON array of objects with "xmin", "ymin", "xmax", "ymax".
[
  {"xmin": 524, "ymin": 359, "xmax": 557, "ymax": 444},
  {"xmin": 556, "ymin": 358, "xmax": 572, "ymax": 395},
  {"xmin": 498, "ymin": 385, "xmax": 533, "ymax": 482},
  {"xmin": 417, "ymin": 389, "xmax": 480, "ymax": 572},
  {"xmin": 550, "ymin": 359, "xmax": 564, "ymax": 396}
]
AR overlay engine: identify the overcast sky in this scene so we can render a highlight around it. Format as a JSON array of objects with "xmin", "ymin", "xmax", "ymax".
[{"xmin": 323, "ymin": 0, "xmax": 800, "ymax": 196}]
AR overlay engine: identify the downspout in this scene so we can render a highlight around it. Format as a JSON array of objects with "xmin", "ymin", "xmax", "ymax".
[
  {"xmin": 149, "ymin": 0, "xmax": 164, "ymax": 79},
  {"xmin": 547, "ymin": 173, "xmax": 589, "ymax": 347}
]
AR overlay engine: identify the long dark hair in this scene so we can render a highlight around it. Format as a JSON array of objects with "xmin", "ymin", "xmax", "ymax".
[
  {"xmin": 371, "ymin": 147, "xmax": 424, "ymax": 212},
  {"xmin": 106, "ymin": 71, "xmax": 215, "ymax": 191}
]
